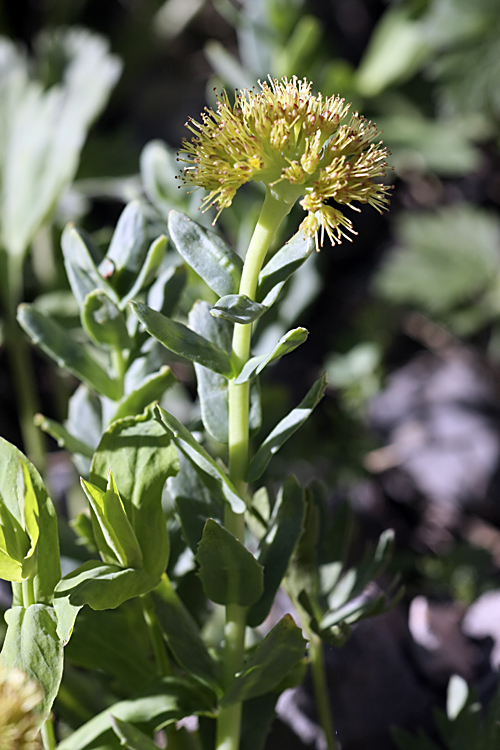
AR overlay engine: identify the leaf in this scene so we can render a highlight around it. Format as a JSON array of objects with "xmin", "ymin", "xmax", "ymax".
[
  {"xmin": 0, "ymin": 438, "xmax": 60, "ymax": 603},
  {"xmin": 0, "ymin": 29, "xmax": 121, "ymax": 259},
  {"xmin": 100, "ymin": 200, "xmax": 148, "ymax": 297},
  {"xmin": 123, "ymin": 234, "xmax": 168, "ymax": 304},
  {"xmin": 53, "ymin": 561, "xmax": 159, "ymax": 644},
  {"xmin": 64, "ymin": 605, "xmax": 153, "ymax": 693},
  {"xmin": 235, "ymin": 328, "xmax": 309, "ymax": 384},
  {"xmin": 56, "ymin": 676, "xmax": 216, "ymax": 750},
  {"xmin": 90, "ymin": 408, "xmax": 179, "ymax": 578},
  {"xmin": 221, "ymin": 615, "xmax": 307, "ymax": 706},
  {"xmin": 246, "ymin": 374, "xmax": 328, "ymax": 482},
  {"xmin": 257, "ymin": 231, "xmax": 315, "ymax": 308},
  {"xmin": 130, "ymin": 301, "xmax": 233, "ymax": 377},
  {"xmin": 247, "ymin": 477, "xmax": 306, "ymax": 627},
  {"xmin": 152, "ymin": 575, "xmax": 220, "ymax": 690},
  {"xmin": 210, "ymin": 294, "xmax": 267, "ymax": 325},
  {"xmin": 81, "ymin": 473, "xmax": 144, "ymax": 569},
  {"xmin": 196, "ymin": 519, "xmax": 263, "ymax": 606},
  {"xmin": 141, "ymin": 140, "xmax": 180, "ymax": 213},
  {"xmin": 109, "ymin": 716, "xmax": 160, "ymax": 750},
  {"xmin": 240, "ymin": 694, "xmax": 280, "ymax": 750},
  {"xmin": 447, "ymin": 675, "xmax": 469, "ymax": 721},
  {"xmin": 66, "ymin": 384, "xmax": 103, "ymax": 458},
  {"xmin": 168, "ymin": 210, "xmax": 243, "ymax": 296},
  {"xmin": 81, "ymin": 289, "xmax": 131, "ymax": 349},
  {"xmin": 2, "ymin": 604, "xmax": 63, "ymax": 724},
  {"xmin": 373, "ymin": 207, "xmax": 500, "ymax": 322},
  {"xmin": 62, "ymin": 224, "xmax": 113, "ymax": 308},
  {"xmin": 355, "ymin": 4, "xmax": 432, "ymax": 96},
  {"xmin": 34, "ymin": 413, "xmax": 94, "ymax": 457},
  {"xmin": 189, "ymin": 300, "xmax": 231, "ymax": 443},
  {"xmin": 18, "ymin": 304, "xmax": 122, "ymax": 400},
  {"xmin": 154, "ymin": 405, "xmax": 246, "ymax": 514},
  {"xmin": 112, "ymin": 366, "xmax": 177, "ymax": 422},
  {"xmin": 168, "ymin": 453, "xmax": 223, "ymax": 553},
  {"xmin": 147, "ymin": 263, "xmax": 188, "ymax": 319}
]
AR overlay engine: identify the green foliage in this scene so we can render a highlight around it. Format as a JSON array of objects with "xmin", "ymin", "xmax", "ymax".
[
  {"xmin": 247, "ymin": 373, "xmax": 327, "ymax": 481},
  {"xmin": 0, "ymin": 438, "xmax": 60, "ymax": 601},
  {"xmin": 221, "ymin": 615, "xmax": 307, "ymax": 705},
  {"xmin": 0, "ymin": 28, "xmax": 121, "ymax": 259},
  {"xmin": 2, "ymin": 604, "xmax": 63, "ymax": 725},
  {"xmin": 196, "ymin": 519, "xmax": 264, "ymax": 606},
  {"xmin": 374, "ymin": 206, "xmax": 500, "ymax": 335},
  {"xmin": 56, "ymin": 677, "xmax": 216, "ymax": 750}
]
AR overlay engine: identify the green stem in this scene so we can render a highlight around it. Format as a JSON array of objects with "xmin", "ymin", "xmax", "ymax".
[
  {"xmin": 2, "ymin": 253, "xmax": 45, "ymax": 470},
  {"xmin": 309, "ymin": 633, "xmax": 338, "ymax": 750},
  {"xmin": 22, "ymin": 576, "xmax": 35, "ymax": 607},
  {"xmin": 216, "ymin": 189, "xmax": 292, "ymax": 750},
  {"xmin": 41, "ymin": 716, "xmax": 57, "ymax": 750},
  {"xmin": 141, "ymin": 593, "xmax": 171, "ymax": 677}
]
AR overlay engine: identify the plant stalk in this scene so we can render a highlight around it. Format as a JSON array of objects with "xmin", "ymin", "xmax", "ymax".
[
  {"xmin": 216, "ymin": 189, "xmax": 292, "ymax": 750},
  {"xmin": 41, "ymin": 716, "xmax": 57, "ymax": 750},
  {"xmin": 309, "ymin": 633, "xmax": 338, "ymax": 750},
  {"xmin": 1, "ymin": 252, "xmax": 45, "ymax": 470}
]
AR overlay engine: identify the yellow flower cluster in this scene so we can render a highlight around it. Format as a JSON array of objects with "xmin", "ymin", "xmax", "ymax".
[
  {"xmin": 180, "ymin": 76, "xmax": 391, "ymax": 249},
  {"xmin": 0, "ymin": 663, "xmax": 43, "ymax": 750}
]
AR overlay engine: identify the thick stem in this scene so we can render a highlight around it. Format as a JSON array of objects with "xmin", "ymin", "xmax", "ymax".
[
  {"xmin": 22, "ymin": 576, "xmax": 35, "ymax": 607},
  {"xmin": 309, "ymin": 633, "xmax": 338, "ymax": 750},
  {"xmin": 2, "ymin": 253, "xmax": 45, "ymax": 470},
  {"xmin": 216, "ymin": 189, "xmax": 292, "ymax": 750},
  {"xmin": 41, "ymin": 716, "xmax": 57, "ymax": 750}
]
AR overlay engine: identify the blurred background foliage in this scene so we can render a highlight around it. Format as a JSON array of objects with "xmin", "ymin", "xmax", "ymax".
[{"xmin": 2, "ymin": 1, "xmax": 500, "ymax": 748}]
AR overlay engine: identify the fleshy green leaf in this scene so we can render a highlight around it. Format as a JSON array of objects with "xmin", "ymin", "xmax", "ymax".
[
  {"xmin": 90, "ymin": 408, "xmax": 179, "ymax": 578},
  {"xmin": 2, "ymin": 604, "xmax": 63, "ymax": 725},
  {"xmin": 0, "ymin": 29, "xmax": 121, "ymax": 259},
  {"xmin": 240, "ymin": 694, "xmax": 280, "ymax": 750},
  {"xmin": 18, "ymin": 304, "xmax": 122, "ymax": 400},
  {"xmin": 210, "ymin": 294, "xmax": 267, "ymax": 325},
  {"xmin": 257, "ymin": 231, "xmax": 315, "ymax": 308},
  {"xmin": 123, "ymin": 234, "xmax": 168, "ymax": 305},
  {"xmin": 34, "ymin": 413, "xmax": 94, "ymax": 457},
  {"xmin": 62, "ymin": 224, "xmax": 114, "ymax": 308},
  {"xmin": 168, "ymin": 453, "xmax": 223, "ymax": 553},
  {"xmin": 54, "ymin": 561, "xmax": 159, "ymax": 644},
  {"xmin": 0, "ymin": 438, "xmax": 60, "ymax": 603},
  {"xmin": 235, "ymin": 328, "xmax": 309, "ymax": 384},
  {"xmin": 153, "ymin": 575, "xmax": 220, "ymax": 690},
  {"xmin": 189, "ymin": 300, "xmax": 231, "ymax": 443},
  {"xmin": 81, "ymin": 472, "xmax": 143, "ymax": 569},
  {"xmin": 154, "ymin": 405, "xmax": 246, "ymax": 514},
  {"xmin": 246, "ymin": 374, "xmax": 327, "ymax": 481},
  {"xmin": 100, "ymin": 201, "xmax": 148, "ymax": 298},
  {"xmin": 141, "ymin": 140, "xmax": 180, "ymax": 213},
  {"xmin": 130, "ymin": 301, "xmax": 233, "ymax": 377},
  {"xmin": 168, "ymin": 210, "xmax": 243, "ymax": 296},
  {"xmin": 65, "ymin": 605, "xmax": 153, "ymax": 692},
  {"xmin": 56, "ymin": 676, "xmax": 216, "ymax": 750},
  {"xmin": 196, "ymin": 519, "xmax": 264, "ymax": 606},
  {"xmin": 81, "ymin": 289, "xmax": 131, "ymax": 349},
  {"xmin": 221, "ymin": 615, "xmax": 307, "ymax": 705},
  {"xmin": 147, "ymin": 263, "xmax": 188, "ymax": 319},
  {"xmin": 112, "ymin": 366, "xmax": 177, "ymax": 422},
  {"xmin": 110, "ymin": 716, "xmax": 160, "ymax": 750},
  {"xmin": 247, "ymin": 476, "xmax": 306, "ymax": 627}
]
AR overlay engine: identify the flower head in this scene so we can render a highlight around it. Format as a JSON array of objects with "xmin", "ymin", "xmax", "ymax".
[
  {"xmin": 179, "ymin": 76, "xmax": 391, "ymax": 249},
  {"xmin": 0, "ymin": 663, "xmax": 43, "ymax": 750}
]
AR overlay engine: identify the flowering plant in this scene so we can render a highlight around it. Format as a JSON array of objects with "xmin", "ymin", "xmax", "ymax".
[{"xmin": 1, "ymin": 76, "xmax": 395, "ymax": 750}]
